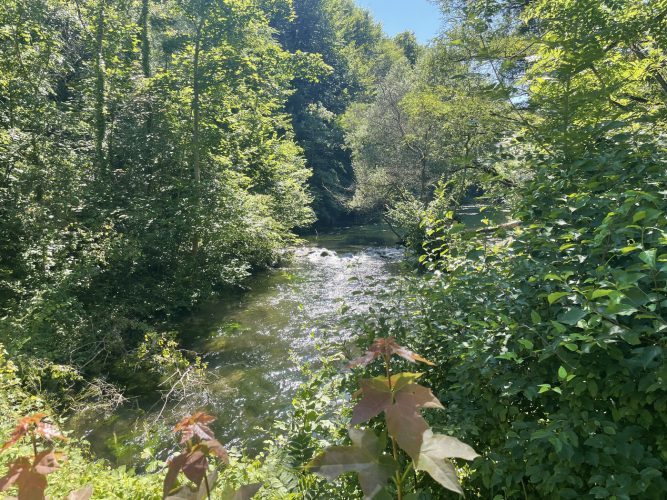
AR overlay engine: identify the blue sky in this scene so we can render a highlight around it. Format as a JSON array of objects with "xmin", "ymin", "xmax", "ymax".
[{"xmin": 355, "ymin": 0, "xmax": 443, "ymax": 43}]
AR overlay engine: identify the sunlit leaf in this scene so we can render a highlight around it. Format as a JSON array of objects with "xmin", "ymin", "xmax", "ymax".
[{"xmin": 413, "ymin": 430, "xmax": 479, "ymax": 496}]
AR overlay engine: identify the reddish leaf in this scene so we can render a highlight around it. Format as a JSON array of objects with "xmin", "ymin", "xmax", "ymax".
[
  {"xmin": 164, "ymin": 453, "xmax": 189, "ymax": 498},
  {"xmin": 202, "ymin": 439, "xmax": 229, "ymax": 463},
  {"xmin": 0, "ymin": 453, "xmax": 57, "ymax": 500},
  {"xmin": 32, "ymin": 450, "xmax": 63, "ymax": 476},
  {"xmin": 181, "ymin": 450, "xmax": 208, "ymax": 487},
  {"xmin": 15, "ymin": 469, "xmax": 47, "ymax": 500},
  {"xmin": 392, "ymin": 344, "xmax": 436, "ymax": 366},
  {"xmin": 174, "ymin": 412, "xmax": 216, "ymax": 443},
  {"xmin": 308, "ymin": 428, "xmax": 397, "ymax": 500},
  {"xmin": 350, "ymin": 373, "xmax": 424, "ymax": 425},
  {"xmin": 350, "ymin": 378, "xmax": 392, "ymax": 425},
  {"xmin": 385, "ymin": 383, "xmax": 444, "ymax": 457},
  {"xmin": 0, "ymin": 414, "xmax": 65, "ymax": 453},
  {"xmin": 0, "ymin": 458, "xmax": 30, "ymax": 491},
  {"xmin": 348, "ymin": 338, "xmax": 435, "ymax": 368},
  {"xmin": 1, "ymin": 414, "xmax": 46, "ymax": 452}
]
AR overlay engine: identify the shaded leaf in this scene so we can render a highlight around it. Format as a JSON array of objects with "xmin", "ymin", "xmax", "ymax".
[
  {"xmin": 413, "ymin": 430, "xmax": 478, "ymax": 496},
  {"xmin": 166, "ymin": 470, "xmax": 218, "ymax": 500},
  {"xmin": 308, "ymin": 428, "xmax": 397, "ymax": 499},
  {"xmin": 202, "ymin": 439, "xmax": 229, "ymax": 463}
]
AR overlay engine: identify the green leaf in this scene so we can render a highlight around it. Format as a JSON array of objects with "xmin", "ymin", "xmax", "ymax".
[
  {"xmin": 639, "ymin": 249, "xmax": 657, "ymax": 268},
  {"xmin": 558, "ymin": 307, "xmax": 588, "ymax": 325},
  {"xmin": 620, "ymin": 245, "xmax": 641, "ymax": 254},
  {"xmin": 530, "ymin": 310, "xmax": 542, "ymax": 324},
  {"xmin": 518, "ymin": 339, "xmax": 534, "ymax": 350},
  {"xmin": 548, "ymin": 292, "xmax": 569, "ymax": 304},
  {"xmin": 219, "ymin": 483, "xmax": 262, "ymax": 500},
  {"xmin": 558, "ymin": 366, "xmax": 568, "ymax": 380}
]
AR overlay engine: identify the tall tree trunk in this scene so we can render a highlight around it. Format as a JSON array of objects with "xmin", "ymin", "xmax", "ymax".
[
  {"xmin": 140, "ymin": 0, "xmax": 150, "ymax": 78},
  {"xmin": 94, "ymin": 0, "xmax": 106, "ymax": 170},
  {"xmin": 419, "ymin": 155, "xmax": 428, "ymax": 202},
  {"xmin": 191, "ymin": 18, "xmax": 204, "ymax": 256}
]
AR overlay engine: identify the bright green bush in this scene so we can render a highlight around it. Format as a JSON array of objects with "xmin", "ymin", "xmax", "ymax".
[{"xmin": 359, "ymin": 131, "xmax": 667, "ymax": 498}]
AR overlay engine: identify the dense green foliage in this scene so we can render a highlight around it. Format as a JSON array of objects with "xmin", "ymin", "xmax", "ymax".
[
  {"xmin": 2, "ymin": 0, "xmax": 667, "ymax": 498},
  {"xmin": 0, "ymin": 0, "xmax": 321, "ymax": 373},
  {"xmin": 347, "ymin": 0, "xmax": 667, "ymax": 497}
]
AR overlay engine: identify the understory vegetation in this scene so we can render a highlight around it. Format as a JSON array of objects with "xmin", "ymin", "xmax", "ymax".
[{"xmin": 1, "ymin": 0, "xmax": 666, "ymax": 498}]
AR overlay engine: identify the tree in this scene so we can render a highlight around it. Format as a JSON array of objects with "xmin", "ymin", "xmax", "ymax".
[{"xmin": 344, "ymin": 52, "xmax": 507, "ymax": 214}]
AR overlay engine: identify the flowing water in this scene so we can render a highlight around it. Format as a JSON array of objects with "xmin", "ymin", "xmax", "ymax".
[
  {"xmin": 183, "ymin": 224, "xmax": 405, "ymax": 448},
  {"xmin": 77, "ymin": 207, "xmax": 497, "ymax": 461},
  {"xmin": 77, "ymin": 223, "xmax": 406, "ymax": 460}
]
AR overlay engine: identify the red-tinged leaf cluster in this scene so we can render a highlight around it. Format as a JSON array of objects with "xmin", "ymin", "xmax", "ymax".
[
  {"xmin": 348, "ymin": 372, "xmax": 479, "ymax": 495},
  {"xmin": 174, "ymin": 412, "xmax": 217, "ymax": 443},
  {"xmin": 0, "ymin": 450, "xmax": 64, "ymax": 499},
  {"xmin": 164, "ymin": 412, "xmax": 234, "ymax": 499},
  {"xmin": 1, "ymin": 414, "xmax": 67, "ymax": 453},
  {"xmin": 348, "ymin": 338, "xmax": 435, "ymax": 368}
]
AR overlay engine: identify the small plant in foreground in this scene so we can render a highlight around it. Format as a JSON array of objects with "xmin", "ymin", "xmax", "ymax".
[
  {"xmin": 0, "ymin": 413, "xmax": 92, "ymax": 500},
  {"xmin": 308, "ymin": 338, "xmax": 479, "ymax": 498},
  {"xmin": 163, "ymin": 411, "xmax": 261, "ymax": 499}
]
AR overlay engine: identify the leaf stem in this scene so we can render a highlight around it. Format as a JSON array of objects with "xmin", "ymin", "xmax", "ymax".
[
  {"xmin": 204, "ymin": 470, "xmax": 211, "ymax": 499},
  {"xmin": 31, "ymin": 430, "xmax": 38, "ymax": 459},
  {"xmin": 385, "ymin": 353, "xmax": 403, "ymax": 500}
]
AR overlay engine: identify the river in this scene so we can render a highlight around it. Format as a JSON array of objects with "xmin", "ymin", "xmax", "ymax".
[
  {"xmin": 77, "ymin": 205, "xmax": 496, "ymax": 462},
  {"xmin": 76, "ymin": 223, "xmax": 405, "ymax": 461}
]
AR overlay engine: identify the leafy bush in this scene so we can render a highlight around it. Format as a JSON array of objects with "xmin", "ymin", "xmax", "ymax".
[{"xmin": 358, "ymin": 131, "xmax": 667, "ymax": 498}]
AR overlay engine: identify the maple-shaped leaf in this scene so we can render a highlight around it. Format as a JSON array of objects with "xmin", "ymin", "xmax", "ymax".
[
  {"xmin": 1, "ymin": 414, "xmax": 65, "ymax": 453},
  {"xmin": 350, "ymin": 373, "xmax": 424, "ymax": 425},
  {"xmin": 163, "ymin": 450, "xmax": 209, "ymax": 498},
  {"xmin": 219, "ymin": 483, "xmax": 263, "ymax": 499},
  {"xmin": 385, "ymin": 382, "xmax": 446, "ymax": 458},
  {"xmin": 174, "ymin": 412, "xmax": 216, "ymax": 443},
  {"xmin": 0, "ymin": 450, "xmax": 63, "ymax": 499},
  {"xmin": 308, "ymin": 428, "xmax": 397, "ymax": 499},
  {"xmin": 413, "ymin": 430, "xmax": 479, "ymax": 496},
  {"xmin": 348, "ymin": 338, "xmax": 435, "ymax": 368}
]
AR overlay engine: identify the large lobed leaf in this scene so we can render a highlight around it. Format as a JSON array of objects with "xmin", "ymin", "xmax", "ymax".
[
  {"xmin": 308, "ymin": 428, "xmax": 398, "ymax": 499},
  {"xmin": 351, "ymin": 372, "xmax": 424, "ymax": 425}
]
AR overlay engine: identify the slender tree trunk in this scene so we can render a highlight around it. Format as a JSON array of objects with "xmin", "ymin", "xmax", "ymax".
[
  {"xmin": 419, "ymin": 156, "xmax": 428, "ymax": 202},
  {"xmin": 191, "ymin": 18, "xmax": 204, "ymax": 256},
  {"xmin": 140, "ymin": 0, "xmax": 150, "ymax": 78},
  {"xmin": 94, "ymin": 0, "xmax": 106, "ymax": 170}
]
